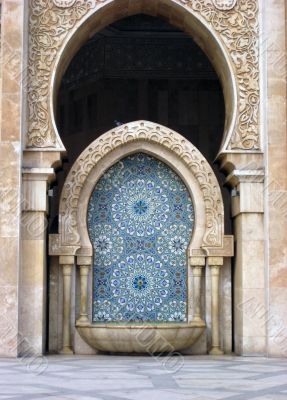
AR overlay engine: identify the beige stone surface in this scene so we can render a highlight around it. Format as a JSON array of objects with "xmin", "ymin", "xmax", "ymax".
[
  {"xmin": 0, "ymin": 237, "xmax": 18, "ymax": 286},
  {"xmin": 0, "ymin": 0, "xmax": 25, "ymax": 357},
  {"xmin": 231, "ymin": 183, "xmax": 266, "ymax": 355},
  {"xmin": 265, "ymin": 0, "xmax": 287, "ymax": 357},
  {"xmin": 0, "ymin": 286, "xmax": 18, "ymax": 357}
]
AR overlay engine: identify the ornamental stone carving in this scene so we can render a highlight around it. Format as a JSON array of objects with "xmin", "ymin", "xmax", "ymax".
[
  {"xmin": 56, "ymin": 121, "xmax": 225, "ymax": 253},
  {"xmin": 53, "ymin": 0, "xmax": 76, "ymax": 7},
  {"xmin": 212, "ymin": 0, "xmax": 237, "ymax": 10},
  {"xmin": 27, "ymin": 0, "xmax": 260, "ymax": 151}
]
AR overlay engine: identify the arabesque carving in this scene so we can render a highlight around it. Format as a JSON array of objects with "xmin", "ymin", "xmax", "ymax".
[
  {"xmin": 212, "ymin": 0, "xmax": 237, "ymax": 10},
  {"xmin": 53, "ymin": 0, "xmax": 76, "ymax": 7},
  {"xmin": 27, "ymin": 0, "xmax": 259, "ymax": 151},
  {"xmin": 58, "ymin": 121, "xmax": 224, "ymax": 251},
  {"xmin": 188, "ymin": 0, "xmax": 259, "ymax": 150}
]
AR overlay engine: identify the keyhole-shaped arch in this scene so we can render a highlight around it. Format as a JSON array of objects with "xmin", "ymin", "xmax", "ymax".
[
  {"xmin": 53, "ymin": 120, "xmax": 230, "ymax": 255},
  {"xmin": 49, "ymin": 0, "xmax": 237, "ymax": 153}
]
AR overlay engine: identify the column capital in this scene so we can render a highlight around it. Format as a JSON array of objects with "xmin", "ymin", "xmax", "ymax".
[
  {"xmin": 208, "ymin": 257, "xmax": 224, "ymax": 266},
  {"xmin": 225, "ymin": 169, "xmax": 264, "ymax": 188},
  {"xmin": 23, "ymin": 150, "xmax": 62, "ymax": 170},
  {"xmin": 22, "ymin": 168, "xmax": 56, "ymax": 213},
  {"xmin": 22, "ymin": 168, "xmax": 56, "ymax": 183},
  {"xmin": 189, "ymin": 256, "xmax": 206, "ymax": 267},
  {"xmin": 217, "ymin": 153, "xmax": 264, "ymax": 177},
  {"xmin": 225, "ymin": 171, "xmax": 264, "ymax": 216},
  {"xmin": 77, "ymin": 256, "xmax": 92, "ymax": 266},
  {"xmin": 59, "ymin": 255, "xmax": 75, "ymax": 266},
  {"xmin": 191, "ymin": 266, "xmax": 205, "ymax": 277}
]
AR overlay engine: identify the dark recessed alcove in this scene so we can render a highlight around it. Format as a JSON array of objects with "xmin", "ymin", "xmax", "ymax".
[{"xmin": 52, "ymin": 14, "xmax": 228, "ymax": 234}]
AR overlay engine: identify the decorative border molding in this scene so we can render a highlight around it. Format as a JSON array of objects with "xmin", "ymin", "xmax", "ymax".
[
  {"xmin": 27, "ymin": 0, "xmax": 259, "ymax": 151},
  {"xmin": 55, "ymin": 121, "xmax": 225, "ymax": 254}
]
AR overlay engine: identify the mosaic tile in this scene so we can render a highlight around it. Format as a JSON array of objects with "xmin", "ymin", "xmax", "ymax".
[{"xmin": 88, "ymin": 153, "xmax": 194, "ymax": 322}]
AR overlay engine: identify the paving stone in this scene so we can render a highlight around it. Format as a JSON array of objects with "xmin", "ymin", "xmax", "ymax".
[{"xmin": 0, "ymin": 356, "xmax": 286, "ymax": 399}]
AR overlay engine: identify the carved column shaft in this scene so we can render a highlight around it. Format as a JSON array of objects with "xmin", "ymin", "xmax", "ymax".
[
  {"xmin": 208, "ymin": 257, "xmax": 224, "ymax": 355},
  {"xmin": 190, "ymin": 257, "xmax": 206, "ymax": 323},
  {"xmin": 60, "ymin": 256, "xmax": 74, "ymax": 354},
  {"xmin": 77, "ymin": 256, "xmax": 92, "ymax": 325}
]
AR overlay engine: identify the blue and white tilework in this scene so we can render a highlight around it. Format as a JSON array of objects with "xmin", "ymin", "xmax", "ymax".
[{"xmin": 88, "ymin": 153, "xmax": 194, "ymax": 322}]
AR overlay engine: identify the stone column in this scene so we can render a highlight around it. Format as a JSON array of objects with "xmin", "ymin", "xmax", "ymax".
[
  {"xmin": 208, "ymin": 256, "xmax": 224, "ymax": 355},
  {"xmin": 77, "ymin": 256, "xmax": 92, "ymax": 325},
  {"xmin": 189, "ymin": 257, "xmax": 205, "ymax": 323},
  {"xmin": 60, "ymin": 256, "xmax": 74, "ymax": 354},
  {"xmin": 19, "ymin": 168, "xmax": 55, "ymax": 355},
  {"xmin": 225, "ymin": 168, "xmax": 266, "ymax": 355}
]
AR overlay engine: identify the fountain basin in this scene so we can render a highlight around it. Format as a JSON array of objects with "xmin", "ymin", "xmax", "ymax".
[{"xmin": 77, "ymin": 321, "xmax": 205, "ymax": 353}]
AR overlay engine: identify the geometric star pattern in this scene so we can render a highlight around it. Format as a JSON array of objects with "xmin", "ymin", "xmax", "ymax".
[{"xmin": 87, "ymin": 153, "xmax": 194, "ymax": 322}]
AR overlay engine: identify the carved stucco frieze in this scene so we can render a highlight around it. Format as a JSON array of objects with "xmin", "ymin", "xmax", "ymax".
[
  {"xmin": 28, "ymin": 0, "xmax": 93, "ymax": 147},
  {"xmin": 53, "ymin": 0, "xmax": 76, "ymax": 7},
  {"xmin": 189, "ymin": 0, "xmax": 259, "ymax": 150},
  {"xmin": 27, "ymin": 0, "xmax": 259, "ymax": 151},
  {"xmin": 58, "ymin": 121, "xmax": 224, "ymax": 251},
  {"xmin": 212, "ymin": 0, "xmax": 237, "ymax": 11}
]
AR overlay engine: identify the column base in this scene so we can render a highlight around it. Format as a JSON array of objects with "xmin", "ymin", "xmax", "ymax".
[
  {"xmin": 209, "ymin": 346, "xmax": 224, "ymax": 356},
  {"xmin": 60, "ymin": 347, "xmax": 74, "ymax": 355},
  {"xmin": 76, "ymin": 315, "xmax": 89, "ymax": 325},
  {"xmin": 192, "ymin": 316, "xmax": 205, "ymax": 324}
]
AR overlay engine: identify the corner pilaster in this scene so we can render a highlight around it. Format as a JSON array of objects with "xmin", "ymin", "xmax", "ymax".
[
  {"xmin": 224, "ymin": 164, "xmax": 266, "ymax": 356},
  {"xmin": 19, "ymin": 168, "xmax": 55, "ymax": 355}
]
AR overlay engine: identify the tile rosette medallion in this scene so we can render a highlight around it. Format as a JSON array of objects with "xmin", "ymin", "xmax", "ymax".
[
  {"xmin": 82, "ymin": 153, "xmax": 206, "ymax": 352},
  {"xmin": 88, "ymin": 153, "xmax": 194, "ymax": 323}
]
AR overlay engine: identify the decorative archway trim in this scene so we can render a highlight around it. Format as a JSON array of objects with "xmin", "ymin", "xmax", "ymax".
[
  {"xmin": 27, "ymin": 0, "xmax": 260, "ymax": 153},
  {"xmin": 50, "ymin": 121, "xmax": 234, "ymax": 258}
]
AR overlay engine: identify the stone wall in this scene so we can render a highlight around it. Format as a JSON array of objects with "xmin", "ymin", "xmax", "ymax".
[
  {"xmin": 266, "ymin": 0, "xmax": 287, "ymax": 357},
  {"xmin": 0, "ymin": 0, "xmax": 24, "ymax": 357}
]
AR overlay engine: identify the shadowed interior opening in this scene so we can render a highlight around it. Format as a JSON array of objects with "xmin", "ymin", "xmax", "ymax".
[{"xmin": 52, "ymin": 14, "xmax": 228, "ymax": 234}]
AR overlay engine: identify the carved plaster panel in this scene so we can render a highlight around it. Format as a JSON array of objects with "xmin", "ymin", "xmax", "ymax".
[
  {"xmin": 212, "ymin": 0, "xmax": 237, "ymax": 11},
  {"xmin": 53, "ymin": 0, "xmax": 76, "ymax": 7},
  {"xmin": 56, "ymin": 121, "xmax": 224, "ymax": 255},
  {"xmin": 27, "ymin": 0, "xmax": 260, "ymax": 151}
]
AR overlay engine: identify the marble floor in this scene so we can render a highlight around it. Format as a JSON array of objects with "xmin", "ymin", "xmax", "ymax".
[{"xmin": 0, "ymin": 355, "xmax": 287, "ymax": 399}]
